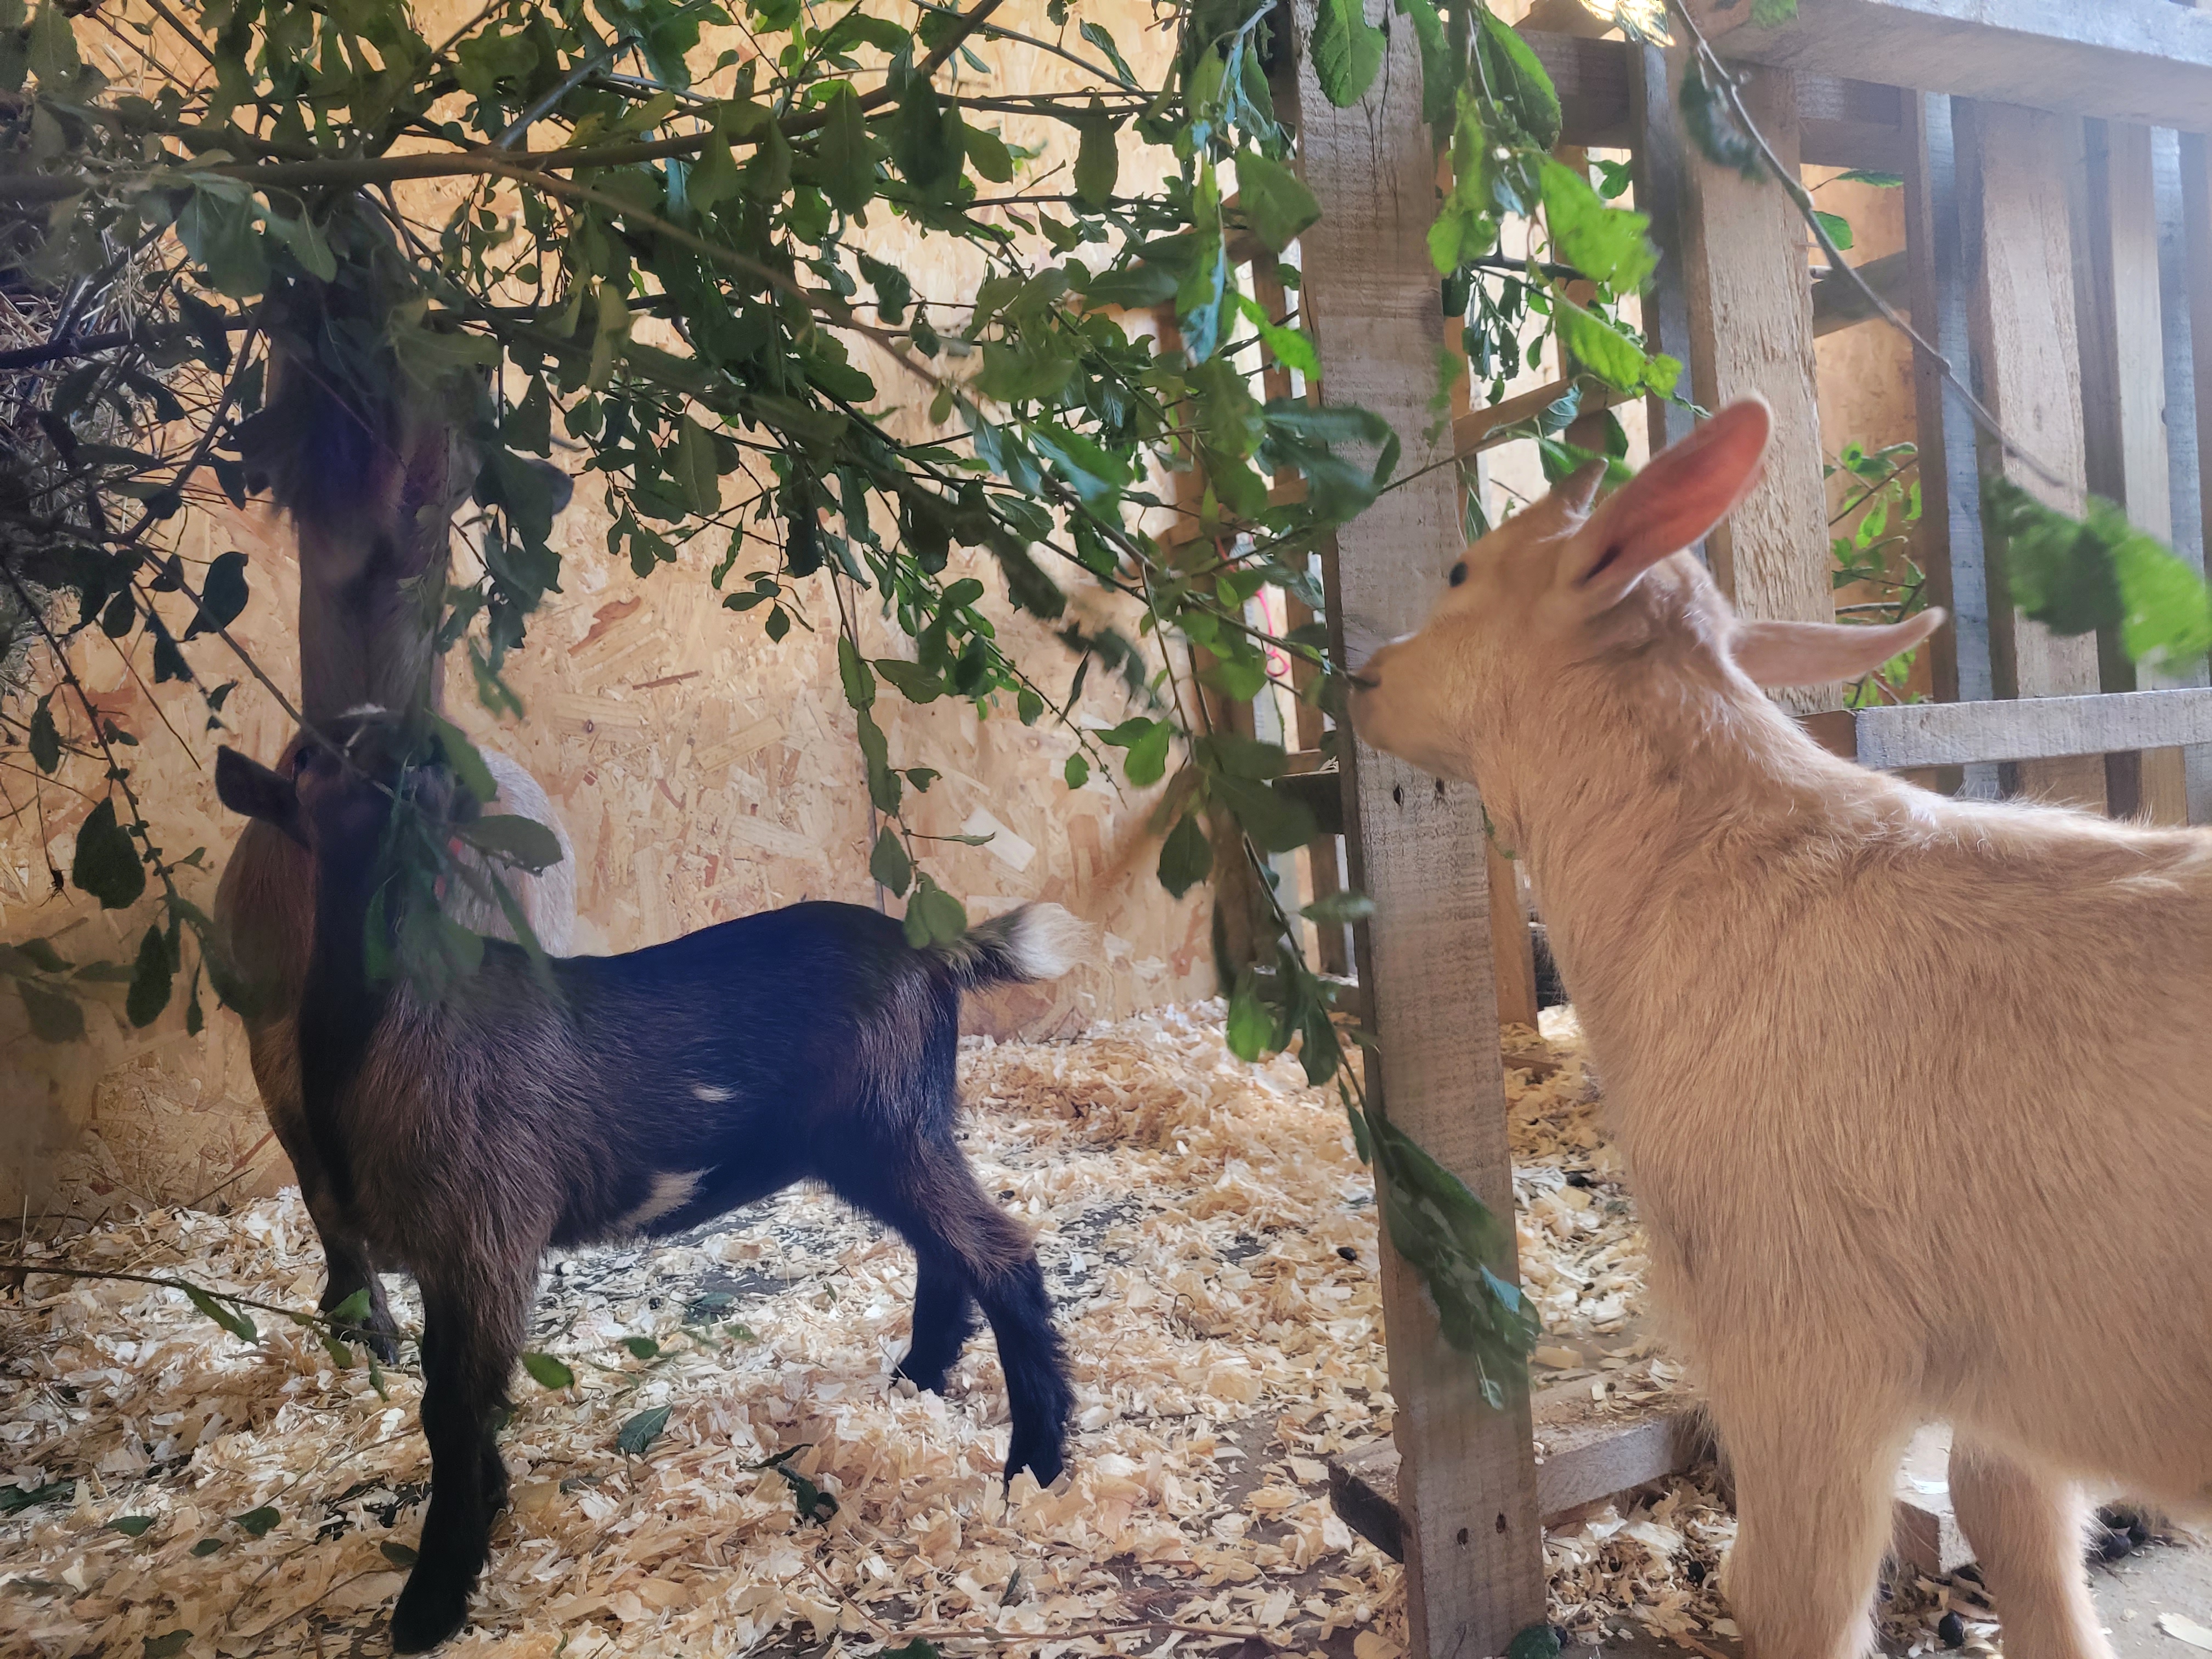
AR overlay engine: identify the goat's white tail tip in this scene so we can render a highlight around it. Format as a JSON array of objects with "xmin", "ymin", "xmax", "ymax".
[{"xmin": 1005, "ymin": 902, "xmax": 1093, "ymax": 981}]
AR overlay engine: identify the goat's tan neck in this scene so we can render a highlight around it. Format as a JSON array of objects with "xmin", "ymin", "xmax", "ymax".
[{"xmin": 1508, "ymin": 670, "xmax": 1878, "ymax": 997}]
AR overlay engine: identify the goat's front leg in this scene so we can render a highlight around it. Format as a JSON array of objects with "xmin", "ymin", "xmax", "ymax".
[
  {"xmin": 390, "ymin": 1278, "xmax": 521, "ymax": 1654},
  {"xmin": 1949, "ymin": 1435, "xmax": 2112, "ymax": 1659},
  {"xmin": 893, "ymin": 1249, "xmax": 980, "ymax": 1396},
  {"xmin": 1707, "ymin": 1368, "xmax": 1911, "ymax": 1659},
  {"xmin": 250, "ymin": 1022, "xmax": 400, "ymax": 1361}
]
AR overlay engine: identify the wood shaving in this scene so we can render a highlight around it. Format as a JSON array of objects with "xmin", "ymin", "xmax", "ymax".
[{"xmin": 1, "ymin": 1002, "xmax": 1967, "ymax": 1655}]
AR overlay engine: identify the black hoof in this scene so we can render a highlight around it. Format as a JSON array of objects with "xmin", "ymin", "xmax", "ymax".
[
  {"xmin": 390, "ymin": 1566, "xmax": 472, "ymax": 1653},
  {"xmin": 893, "ymin": 1360, "xmax": 952, "ymax": 1396},
  {"xmin": 1004, "ymin": 1438, "xmax": 1065, "ymax": 1488}
]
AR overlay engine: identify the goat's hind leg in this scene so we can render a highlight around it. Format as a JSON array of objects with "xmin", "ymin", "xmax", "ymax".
[
  {"xmin": 390, "ymin": 1273, "xmax": 524, "ymax": 1654},
  {"xmin": 893, "ymin": 1249, "xmax": 979, "ymax": 1396},
  {"xmin": 1709, "ymin": 1376, "xmax": 1910, "ymax": 1659},
  {"xmin": 1949, "ymin": 1435, "xmax": 2111, "ymax": 1659},
  {"xmin": 830, "ymin": 1143, "xmax": 1072, "ymax": 1487}
]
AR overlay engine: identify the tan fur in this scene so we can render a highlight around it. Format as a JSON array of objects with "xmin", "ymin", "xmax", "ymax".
[{"xmin": 1351, "ymin": 399, "xmax": 2212, "ymax": 1659}]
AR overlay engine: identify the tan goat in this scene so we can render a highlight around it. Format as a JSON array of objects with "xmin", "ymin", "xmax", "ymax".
[
  {"xmin": 1351, "ymin": 398, "xmax": 2212, "ymax": 1659},
  {"xmin": 215, "ymin": 327, "xmax": 575, "ymax": 1358}
]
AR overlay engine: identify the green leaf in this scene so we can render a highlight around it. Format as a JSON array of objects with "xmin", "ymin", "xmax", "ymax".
[
  {"xmin": 1985, "ymin": 479, "xmax": 2212, "ymax": 665},
  {"xmin": 427, "ymin": 715, "xmax": 500, "ymax": 808},
  {"xmin": 870, "ymin": 826, "xmax": 912, "ymax": 896},
  {"xmin": 1063, "ymin": 753, "xmax": 1089, "ymax": 789},
  {"xmin": 233, "ymin": 1504, "xmax": 279, "ymax": 1538},
  {"xmin": 189, "ymin": 1538, "xmax": 223, "ymax": 1557},
  {"xmin": 1210, "ymin": 774, "xmax": 1318, "ymax": 854},
  {"xmin": 621, "ymin": 1336, "xmax": 661, "ymax": 1361},
  {"xmin": 143, "ymin": 1634, "xmax": 192, "ymax": 1659},
  {"xmin": 1077, "ymin": 264, "xmax": 1177, "ymax": 309},
  {"xmin": 109, "ymin": 1515, "xmax": 157, "ymax": 1536},
  {"xmin": 1553, "ymin": 298, "xmax": 1650, "ymax": 394},
  {"xmin": 838, "ymin": 636, "xmax": 876, "ymax": 712},
  {"xmin": 1077, "ymin": 19, "xmax": 1137, "ymax": 84},
  {"xmin": 1302, "ymin": 889, "xmax": 1375, "ymax": 927},
  {"xmin": 674, "ymin": 414, "xmax": 723, "ymax": 514},
  {"xmin": 26, "ymin": 0, "xmax": 78, "ymax": 87},
  {"xmin": 1074, "ymin": 104, "xmax": 1119, "ymax": 207},
  {"xmin": 1506, "ymin": 1625, "xmax": 1563, "ymax": 1659},
  {"xmin": 458, "ymin": 815, "xmax": 566, "ymax": 875},
  {"xmin": 1156, "ymin": 811, "xmax": 1212, "ymax": 899},
  {"xmin": 1311, "ymin": 0, "xmax": 1384, "ymax": 108},
  {"xmin": 1235, "ymin": 153, "xmax": 1320, "ymax": 253},
  {"xmin": 183, "ymin": 1284, "xmax": 257, "ymax": 1343},
  {"xmin": 964, "ymin": 122, "xmax": 1015, "ymax": 184},
  {"xmin": 1540, "ymin": 160, "xmax": 1654, "ymax": 294},
  {"xmin": 28, "ymin": 693, "xmax": 59, "ymax": 774},
  {"xmin": 520, "ymin": 1351, "xmax": 575, "ymax": 1389},
  {"xmin": 817, "ymin": 84, "xmax": 879, "ymax": 214},
  {"xmin": 1750, "ymin": 0, "xmax": 1799, "ymax": 22},
  {"xmin": 1810, "ymin": 208, "xmax": 1854, "ymax": 252},
  {"xmin": 72, "ymin": 798, "xmax": 146, "ymax": 911},
  {"xmin": 126, "ymin": 924, "xmax": 172, "ymax": 1029},
  {"xmin": 380, "ymin": 1540, "xmax": 419, "ymax": 1567},
  {"xmin": 617, "ymin": 1404, "xmax": 673, "ymax": 1455},
  {"xmin": 1835, "ymin": 168, "xmax": 1904, "ymax": 188},
  {"xmin": 1370, "ymin": 1111, "xmax": 1539, "ymax": 1376},
  {"xmin": 689, "ymin": 129, "xmax": 744, "ymax": 215},
  {"xmin": 18, "ymin": 979, "xmax": 83, "ymax": 1043},
  {"xmin": 1475, "ymin": 10, "xmax": 1561, "ymax": 151},
  {"xmin": 1101, "ymin": 718, "xmax": 1172, "ymax": 788},
  {"xmin": 893, "ymin": 72, "xmax": 964, "ymax": 199},
  {"xmin": 1224, "ymin": 970, "xmax": 1275, "ymax": 1062},
  {"xmin": 184, "ymin": 550, "xmax": 250, "ymax": 639},
  {"xmin": 903, "ymin": 876, "xmax": 967, "ymax": 949}
]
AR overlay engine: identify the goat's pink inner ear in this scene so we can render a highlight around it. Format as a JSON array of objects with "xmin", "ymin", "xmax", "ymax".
[
  {"xmin": 1564, "ymin": 398, "xmax": 1774, "ymax": 608},
  {"xmin": 1732, "ymin": 608, "xmax": 1948, "ymax": 688}
]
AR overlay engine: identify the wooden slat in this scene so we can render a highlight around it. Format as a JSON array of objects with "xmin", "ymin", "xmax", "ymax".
[
  {"xmin": 1526, "ymin": 30, "xmax": 1906, "ymax": 170},
  {"xmin": 2182, "ymin": 130, "xmax": 2212, "ymax": 822},
  {"xmin": 1288, "ymin": 1, "xmax": 1545, "ymax": 1647},
  {"xmin": 1852, "ymin": 687, "xmax": 2212, "ymax": 769},
  {"xmin": 1809, "ymin": 249, "xmax": 1909, "ymax": 337},
  {"xmin": 1674, "ymin": 57, "xmax": 1841, "ymax": 714},
  {"xmin": 2078, "ymin": 120, "xmax": 2188, "ymax": 822},
  {"xmin": 1692, "ymin": 0, "xmax": 2212, "ymax": 135},
  {"xmin": 1628, "ymin": 40, "xmax": 1697, "ymax": 453},
  {"xmin": 1903, "ymin": 92, "xmax": 2000, "ymax": 799},
  {"xmin": 1959, "ymin": 100, "xmax": 2109, "ymax": 809}
]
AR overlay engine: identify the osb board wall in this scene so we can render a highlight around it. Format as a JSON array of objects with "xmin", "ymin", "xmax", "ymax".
[{"xmin": 2, "ymin": 0, "xmax": 1215, "ymax": 1224}]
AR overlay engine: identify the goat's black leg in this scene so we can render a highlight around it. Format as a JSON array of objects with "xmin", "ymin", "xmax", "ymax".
[
  {"xmin": 830, "ymin": 1143, "xmax": 1071, "ymax": 1486},
  {"xmin": 892, "ymin": 1250, "xmax": 979, "ymax": 1395},
  {"xmin": 390, "ymin": 1279, "xmax": 519, "ymax": 1654}
]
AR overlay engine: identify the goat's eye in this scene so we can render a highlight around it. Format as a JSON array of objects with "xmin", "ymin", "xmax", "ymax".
[{"xmin": 1447, "ymin": 561, "xmax": 1468, "ymax": 588}]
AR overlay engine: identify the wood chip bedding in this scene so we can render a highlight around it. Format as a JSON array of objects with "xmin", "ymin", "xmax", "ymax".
[{"xmin": 3, "ymin": 1003, "xmax": 1967, "ymax": 1656}]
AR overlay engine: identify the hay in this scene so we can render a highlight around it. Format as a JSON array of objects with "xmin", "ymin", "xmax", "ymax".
[{"xmin": 3, "ymin": 1003, "xmax": 1966, "ymax": 1656}]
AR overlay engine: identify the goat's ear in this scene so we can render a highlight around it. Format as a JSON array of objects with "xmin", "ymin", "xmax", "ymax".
[
  {"xmin": 1561, "ymin": 398, "xmax": 1772, "ymax": 611},
  {"xmin": 1732, "ymin": 608, "xmax": 1948, "ymax": 687},
  {"xmin": 215, "ymin": 747, "xmax": 306, "ymax": 845}
]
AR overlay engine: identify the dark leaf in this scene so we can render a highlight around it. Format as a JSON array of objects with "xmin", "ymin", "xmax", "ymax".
[
  {"xmin": 870, "ymin": 826, "xmax": 912, "ymax": 896},
  {"xmin": 110, "ymin": 1515, "xmax": 157, "ymax": 1537},
  {"xmin": 233, "ymin": 1505, "xmax": 279, "ymax": 1538},
  {"xmin": 1156, "ymin": 810, "xmax": 1212, "ymax": 899},
  {"xmin": 617, "ymin": 1404, "xmax": 673, "ymax": 1455},
  {"xmin": 28, "ymin": 693, "xmax": 59, "ymax": 774},
  {"xmin": 459, "ymin": 815, "xmax": 566, "ymax": 874},
  {"xmin": 184, "ymin": 1284, "xmax": 257, "ymax": 1343},
  {"xmin": 380, "ymin": 1540, "xmax": 418, "ymax": 1567},
  {"xmin": 143, "ymin": 1634, "xmax": 192, "ymax": 1659},
  {"xmin": 71, "ymin": 798, "xmax": 145, "ymax": 911},
  {"xmin": 126, "ymin": 923, "xmax": 172, "ymax": 1029},
  {"xmin": 184, "ymin": 550, "xmax": 249, "ymax": 639},
  {"xmin": 1074, "ymin": 103, "xmax": 1119, "ymax": 207},
  {"xmin": 1235, "ymin": 152, "xmax": 1319, "ymax": 253},
  {"xmin": 1224, "ymin": 969, "xmax": 1276, "ymax": 1062}
]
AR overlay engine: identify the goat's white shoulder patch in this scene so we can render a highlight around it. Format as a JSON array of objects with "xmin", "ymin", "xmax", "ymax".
[
  {"xmin": 692, "ymin": 1084, "xmax": 735, "ymax": 1103},
  {"xmin": 618, "ymin": 1169, "xmax": 707, "ymax": 1233}
]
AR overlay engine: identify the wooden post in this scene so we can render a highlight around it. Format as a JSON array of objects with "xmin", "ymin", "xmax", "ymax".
[
  {"xmin": 2077, "ymin": 120, "xmax": 2189, "ymax": 822},
  {"xmin": 1956, "ymin": 100, "xmax": 2108, "ymax": 811},
  {"xmin": 1289, "ymin": 1, "xmax": 1545, "ymax": 1648},
  {"xmin": 1903, "ymin": 92, "xmax": 1999, "ymax": 799},
  {"xmin": 2180, "ymin": 129, "xmax": 2212, "ymax": 823},
  {"xmin": 1673, "ymin": 59, "xmax": 1840, "ymax": 714},
  {"xmin": 1629, "ymin": 42, "xmax": 1696, "ymax": 454}
]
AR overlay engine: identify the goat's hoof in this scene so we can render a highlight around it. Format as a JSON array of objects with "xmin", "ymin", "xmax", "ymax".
[
  {"xmin": 892, "ymin": 1361, "xmax": 951, "ymax": 1396},
  {"xmin": 1003, "ymin": 1439, "xmax": 1066, "ymax": 1488},
  {"xmin": 390, "ymin": 1569, "xmax": 472, "ymax": 1653}
]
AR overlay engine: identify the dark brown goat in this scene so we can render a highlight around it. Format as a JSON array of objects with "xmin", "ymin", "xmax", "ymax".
[
  {"xmin": 215, "ymin": 711, "xmax": 1081, "ymax": 1653},
  {"xmin": 214, "ymin": 230, "xmax": 576, "ymax": 1363}
]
